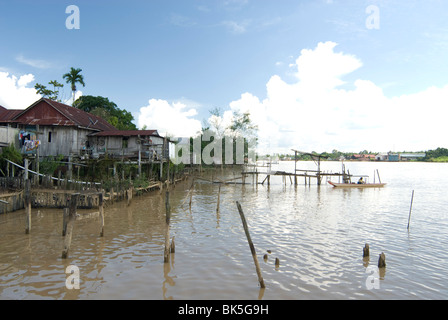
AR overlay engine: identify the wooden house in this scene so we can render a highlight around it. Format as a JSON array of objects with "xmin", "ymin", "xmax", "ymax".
[
  {"xmin": 0, "ymin": 98, "xmax": 116, "ymax": 157},
  {"xmin": 1, "ymin": 98, "xmax": 170, "ymax": 165},
  {"xmin": 0, "ymin": 105, "xmax": 21, "ymax": 148},
  {"xmin": 87, "ymin": 130, "xmax": 167, "ymax": 161}
]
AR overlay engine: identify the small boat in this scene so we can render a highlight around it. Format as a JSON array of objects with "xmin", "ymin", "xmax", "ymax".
[{"xmin": 328, "ymin": 181, "xmax": 386, "ymax": 188}]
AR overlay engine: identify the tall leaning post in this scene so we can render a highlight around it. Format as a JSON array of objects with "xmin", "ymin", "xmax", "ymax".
[
  {"xmin": 62, "ymin": 193, "xmax": 79, "ymax": 259},
  {"xmin": 236, "ymin": 201, "xmax": 265, "ymax": 289}
]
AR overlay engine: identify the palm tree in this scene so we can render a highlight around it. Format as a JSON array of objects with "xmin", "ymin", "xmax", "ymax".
[{"xmin": 63, "ymin": 67, "xmax": 85, "ymax": 105}]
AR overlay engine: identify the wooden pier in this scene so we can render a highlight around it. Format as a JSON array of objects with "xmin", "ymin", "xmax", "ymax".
[{"xmin": 240, "ymin": 150, "xmax": 353, "ymax": 187}]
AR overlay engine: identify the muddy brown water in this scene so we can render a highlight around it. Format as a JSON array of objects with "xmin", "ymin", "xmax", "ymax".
[{"xmin": 1, "ymin": 162, "xmax": 447, "ymax": 299}]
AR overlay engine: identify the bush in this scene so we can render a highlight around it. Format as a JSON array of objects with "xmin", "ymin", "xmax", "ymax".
[{"xmin": 0, "ymin": 144, "xmax": 23, "ymax": 176}]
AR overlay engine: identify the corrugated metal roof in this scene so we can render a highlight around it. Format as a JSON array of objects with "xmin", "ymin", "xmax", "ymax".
[
  {"xmin": 90, "ymin": 130, "xmax": 160, "ymax": 137},
  {"xmin": 10, "ymin": 98, "xmax": 117, "ymax": 131}
]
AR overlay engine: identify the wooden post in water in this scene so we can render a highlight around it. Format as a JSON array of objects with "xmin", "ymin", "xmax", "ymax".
[
  {"xmin": 378, "ymin": 252, "xmax": 386, "ymax": 268},
  {"xmin": 363, "ymin": 243, "xmax": 370, "ymax": 257},
  {"xmin": 24, "ymin": 179, "xmax": 31, "ymax": 234},
  {"xmin": 407, "ymin": 190, "xmax": 414, "ymax": 230},
  {"xmin": 170, "ymin": 236, "xmax": 175, "ymax": 253},
  {"xmin": 62, "ymin": 194, "xmax": 79, "ymax": 259},
  {"xmin": 189, "ymin": 179, "xmax": 194, "ymax": 209},
  {"xmin": 164, "ymin": 191, "xmax": 172, "ymax": 263},
  {"xmin": 62, "ymin": 207, "xmax": 69, "ymax": 236},
  {"xmin": 99, "ymin": 191, "xmax": 105, "ymax": 237},
  {"xmin": 216, "ymin": 185, "xmax": 221, "ymax": 213},
  {"xmin": 235, "ymin": 201, "xmax": 265, "ymax": 288}
]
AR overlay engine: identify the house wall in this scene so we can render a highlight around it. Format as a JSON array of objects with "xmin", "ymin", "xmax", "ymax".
[
  {"xmin": 35, "ymin": 126, "xmax": 95, "ymax": 157},
  {"xmin": 0, "ymin": 126, "xmax": 19, "ymax": 148},
  {"xmin": 88, "ymin": 135, "xmax": 166, "ymax": 160}
]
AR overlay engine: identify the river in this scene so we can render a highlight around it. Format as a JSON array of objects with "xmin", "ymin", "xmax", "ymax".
[{"xmin": 0, "ymin": 161, "xmax": 447, "ymax": 300}]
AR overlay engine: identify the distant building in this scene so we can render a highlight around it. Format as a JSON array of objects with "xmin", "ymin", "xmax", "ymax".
[
  {"xmin": 351, "ymin": 154, "xmax": 376, "ymax": 161},
  {"xmin": 400, "ymin": 153, "xmax": 426, "ymax": 161},
  {"xmin": 388, "ymin": 153, "xmax": 400, "ymax": 162},
  {"xmin": 375, "ymin": 153, "xmax": 388, "ymax": 161}
]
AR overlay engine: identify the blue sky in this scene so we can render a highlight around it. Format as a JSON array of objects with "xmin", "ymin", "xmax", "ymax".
[{"xmin": 1, "ymin": 0, "xmax": 448, "ymax": 153}]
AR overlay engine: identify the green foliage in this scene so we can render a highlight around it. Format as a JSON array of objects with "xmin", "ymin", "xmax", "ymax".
[
  {"xmin": 63, "ymin": 67, "xmax": 85, "ymax": 92},
  {"xmin": 0, "ymin": 144, "xmax": 23, "ymax": 176},
  {"xmin": 39, "ymin": 155, "xmax": 65, "ymax": 175},
  {"xmin": 73, "ymin": 95, "xmax": 137, "ymax": 130},
  {"xmin": 34, "ymin": 80, "xmax": 64, "ymax": 102},
  {"xmin": 63, "ymin": 67, "xmax": 85, "ymax": 104},
  {"xmin": 424, "ymin": 147, "xmax": 448, "ymax": 161}
]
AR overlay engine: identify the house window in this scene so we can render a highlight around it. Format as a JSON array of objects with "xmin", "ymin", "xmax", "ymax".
[
  {"xmin": 48, "ymin": 132, "xmax": 52, "ymax": 143},
  {"xmin": 122, "ymin": 137, "xmax": 129, "ymax": 149}
]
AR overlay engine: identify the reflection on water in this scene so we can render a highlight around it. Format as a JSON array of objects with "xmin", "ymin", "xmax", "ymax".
[{"xmin": 0, "ymin": 161, "xmax": 447, "ymax": 300}]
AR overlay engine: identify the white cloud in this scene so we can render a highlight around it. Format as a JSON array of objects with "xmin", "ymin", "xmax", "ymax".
[
  {"xmin": 222, "ymin": 20, "xmax": 250, "ymax": 34},
  {"xmin": 227, "ymin": 41, "xmax": 448, "ymax": 154},
  {"xmin": 15, "ymin": 54, "xmax": 53, "ymax": 69},
  {"xmin": 0, "ymin": 72, "xmax": 41, "ymax": 109},
  {"xmin": 137, "ymin": 99, "xmax": 202, "ymax": 138},
  {"xmin": 64, "ymin": 90, "xmax": 83, "ymax": 106},
  {"xmin": 136, "ymin": 41, "xmax": 447, "ymax": 154}
]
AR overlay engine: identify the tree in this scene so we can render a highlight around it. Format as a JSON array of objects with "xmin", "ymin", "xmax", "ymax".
[
  {"xmin": 227, "ymin": 111, "xmax": 258, "ymax": 164},
  {"xmin": 63, "ymin": 67, "xmax": 85, "ymax": 105},
  {"xmin": 73, "ymin": 95, "xmax": 137, "ymax": 130},
  {"xmin": 228, "ymin": 111, "xmax": 258, "ymax": 142},
  {"xmin": 34, "ymin": 80, "xmax": 64, "ymax": 101},
  {"xmin": 48, "ymin": 80, "xmax": 64, "ymax": 101},
  {"xmin": 34, "ymin": 83, "xmax": 54, "ymax": 99}
]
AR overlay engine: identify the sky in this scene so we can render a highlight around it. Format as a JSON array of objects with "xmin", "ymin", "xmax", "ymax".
[{"xmin": 1, "ymin": 0, "xmax": 448, "ymax": 154}]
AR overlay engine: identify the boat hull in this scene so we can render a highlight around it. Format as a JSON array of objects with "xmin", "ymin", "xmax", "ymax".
[{"xmin": 328, "ymin": 181, "xmax": 386, "ymax": 188}]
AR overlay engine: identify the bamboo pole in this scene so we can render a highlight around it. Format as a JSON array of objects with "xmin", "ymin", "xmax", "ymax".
[
  {"xmin": 407, "ymin": 190, "xmax": 414, "ymax": 230},
  {"xmin": 62, "ymin": 193, "xmax": 79, "ymax": 259},
  {"xmin": 164, "ymin": 191, "xmax": 171, "ymax": 263},
  {"xmin": 235, "ymin": 201, "xmax": 265, "ymax": 288}
]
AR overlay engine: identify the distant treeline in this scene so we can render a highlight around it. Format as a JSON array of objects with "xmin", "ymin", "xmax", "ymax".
[
  {"xmin": 423, "ymin": 148, "xmax": 448, "ymax": 162},
  {"xmin": 274, "ymin": 148, "xmax": 448, "ymax": 162}
]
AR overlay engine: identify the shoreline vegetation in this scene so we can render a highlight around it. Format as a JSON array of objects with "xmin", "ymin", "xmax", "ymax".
[{"xmin": 271, "ymin": 147, "xmax": 448, "ymax": 163}]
